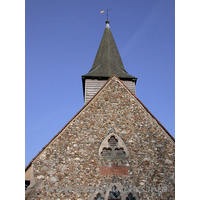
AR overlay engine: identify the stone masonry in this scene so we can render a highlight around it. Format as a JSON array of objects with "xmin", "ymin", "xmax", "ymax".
[{"xmin": 25, "ymin": 76, "xmax": 175, "ymax": 200}]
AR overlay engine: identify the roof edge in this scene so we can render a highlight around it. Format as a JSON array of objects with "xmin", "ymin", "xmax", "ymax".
[
  {"xmin": 25, "ymin": 76, "xmax": 116, "ymax": 172},
  {"xmin": 116, "ymin": 76, "xmax": 175, "ymax": 142}
]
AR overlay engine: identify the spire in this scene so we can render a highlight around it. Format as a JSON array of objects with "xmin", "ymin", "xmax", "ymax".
[
  {"xmin": 82, "ymin": 21, "xmax": 137, "ymax": 80},
  {"xmin": 82, "ymin": 21, "xmax": 137, "ymax": 104}
]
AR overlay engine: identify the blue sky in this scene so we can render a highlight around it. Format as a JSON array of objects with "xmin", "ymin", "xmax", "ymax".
[{"xmin": 25, "ymin": 0, "xmax": 175, "ymax": 166}]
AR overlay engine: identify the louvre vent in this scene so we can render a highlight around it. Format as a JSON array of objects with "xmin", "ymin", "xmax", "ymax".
[
  {"xmin": 114, "ymin": 148, "xmax": 126, "ymax": 157},
  {"xmin": 108, "ymin": 136, "xmax": 118, "ymax": 146},
  {"xmin": 101, "ymin": 147, "xmax": 112, "ymax": 157}
]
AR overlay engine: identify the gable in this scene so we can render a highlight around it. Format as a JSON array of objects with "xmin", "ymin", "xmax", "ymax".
[
  {"xmin": 26, "ymin": 75, "xmax": 174, "ymax": 172},
  {"xmin": 26, "ymin": 75, "xmax": 174, "ymax": 199}
]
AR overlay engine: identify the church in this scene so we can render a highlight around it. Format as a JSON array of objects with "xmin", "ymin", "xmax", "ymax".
[{"xmin": 25, "ymin": 19, "xmax": 175, "ymax": 200}]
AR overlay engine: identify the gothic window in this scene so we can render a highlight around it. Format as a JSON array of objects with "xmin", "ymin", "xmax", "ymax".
[
  {"xmin": 99, "ymin": 133, "xmax": 128, "ymax": 160},
  {"xmin": 94, "ymin": 193, "xmax": 104, "ymax": 200},
  {"xmin": 126, "ymin": 193, "xmax": 136, "ymax": 200},
  {"xmin": 108, "ymin": 186, "xmax": 121, "ymax": 200}
]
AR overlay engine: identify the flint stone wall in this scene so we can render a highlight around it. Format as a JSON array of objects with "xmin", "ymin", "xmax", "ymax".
[{"xmin": 26, "ymin": 76, "xmax": 175, "ymax": 200}]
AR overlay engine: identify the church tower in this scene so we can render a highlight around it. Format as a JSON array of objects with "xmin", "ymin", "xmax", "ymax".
[
  {"xmin": 82, "ymin": 20, "xmax": 137, "ymax": 104},
  {"xmin": 25, "ymin": 20, "xmax": 175, "ymax": 200}
]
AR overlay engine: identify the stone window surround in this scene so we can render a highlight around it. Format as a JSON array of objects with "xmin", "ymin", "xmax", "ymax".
[{"xmin": 99, "ymin": 133, "xmax": 129, "ymax": 159}]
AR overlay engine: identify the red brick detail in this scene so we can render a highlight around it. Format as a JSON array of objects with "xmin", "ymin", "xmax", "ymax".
[{"xmin": 99, "ymin": 166, "xmax": 129, "ymax": 175}]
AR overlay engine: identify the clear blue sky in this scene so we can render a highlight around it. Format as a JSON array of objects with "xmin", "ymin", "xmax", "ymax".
[{"xmin": 25, "ymin": 0, "xmax": 175, "ymax": 166}]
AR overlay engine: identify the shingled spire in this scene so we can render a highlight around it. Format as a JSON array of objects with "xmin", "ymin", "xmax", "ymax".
[{"xmin": 82, "ymin": 20, "xmax": 137, "ymax": 104}]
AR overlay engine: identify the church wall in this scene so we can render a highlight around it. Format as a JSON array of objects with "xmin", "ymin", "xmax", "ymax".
[{"xmin": 28, "ymin": 77, "xmax": 174, "ymax": 200}]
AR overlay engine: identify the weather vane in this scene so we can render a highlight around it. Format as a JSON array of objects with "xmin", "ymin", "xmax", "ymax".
[{"xmin": 100, "ymin": 8, "xmax": 112, "ymax": 20}]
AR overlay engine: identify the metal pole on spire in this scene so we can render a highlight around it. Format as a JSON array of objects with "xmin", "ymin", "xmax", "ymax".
[
  {"xmin": 100, "ymin": 8, "xmax": 112, "ymax": 21},
  {"xmin": 106, "ymin": 8, "xmax": 112, "ymax": 20}
]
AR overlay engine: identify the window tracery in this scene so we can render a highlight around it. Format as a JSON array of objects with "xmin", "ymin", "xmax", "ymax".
[
  {"xmin": 108, "ymin": 186, "xmax": 121, "ymax": 199},
  {"xmin": 125, "ymin": 193, "xmax": 136, "ymax": 200},
  {"xmin": 99, "ymin": 133, "xmax": 128, "ymax": 160},
  {"xmin": 90, "ymin": 182, "xmax": 138, "ymax": 200}
]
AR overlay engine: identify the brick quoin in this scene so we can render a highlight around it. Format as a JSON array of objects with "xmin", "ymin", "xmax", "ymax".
[{"xmin": 99, "ymin": 166, "xmax": 130, "ymax": 175}]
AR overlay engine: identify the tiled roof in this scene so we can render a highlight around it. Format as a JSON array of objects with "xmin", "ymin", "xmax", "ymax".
[{"xmin": 82, "ymin": 22, "xmax": 137, "ymax": 80}]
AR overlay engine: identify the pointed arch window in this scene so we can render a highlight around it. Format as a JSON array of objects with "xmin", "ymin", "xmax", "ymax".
[
  {"xmin": 94, "ymin": 193, "xmax": 104, "ymax": 200},
  {"xmin": 108, "ymin": 186, "xmax": 121, "ymax": 200},
  {"xmin": 90, "ymin": 182, "xmax": 138, "ymax": 200},
  {"xmin": 126, "ymin": 193, "xmax": 136, "ymax": 200}
]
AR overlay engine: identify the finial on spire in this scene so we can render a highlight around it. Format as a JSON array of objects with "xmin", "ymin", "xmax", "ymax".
[
  {"xmin": 106, "ymin": 8, "xmax": 112, "ymax": 20},
  {"xmin": 100, "ymin": 8, "xmax": 112, "ymax": 26},
  {"xmin": 105, "ymin": 19, "xmax": 110, "ymax": 28}
]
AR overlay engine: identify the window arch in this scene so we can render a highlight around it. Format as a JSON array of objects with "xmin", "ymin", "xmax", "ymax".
[
  {"xmin": 94, "ymin": 193, "xmax": 104, "ymax": 200},
  {"xmin": 108, "ymin": 185, "xmax": 121, "ymax": 200},
  {"xmin": 126, "ymin": 193, "xmax": 136, "ymax": 200},
  {"xmin": 99, "ymin": 133, "xmax": 128, "ymax": 160}
]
